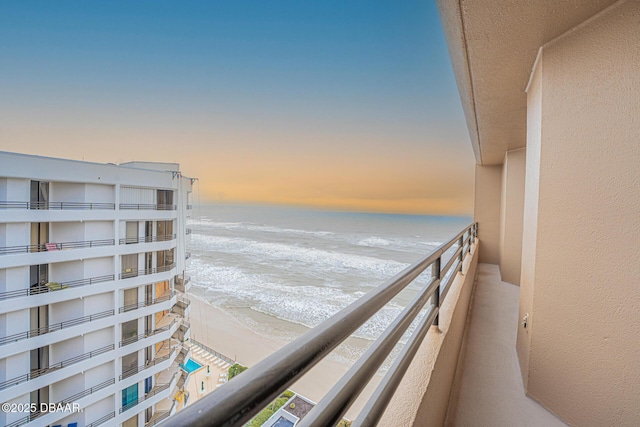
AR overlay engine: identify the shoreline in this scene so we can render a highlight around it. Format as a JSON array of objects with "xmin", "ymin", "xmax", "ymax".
[{"xmin": 187, "ymin": 293, "xmax": 383, "ymax": 419}]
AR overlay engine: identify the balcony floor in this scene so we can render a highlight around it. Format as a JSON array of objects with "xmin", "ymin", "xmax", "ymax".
[{"xmin": 446, "ymin": 264, "xmax": 567, "ymax": 427}]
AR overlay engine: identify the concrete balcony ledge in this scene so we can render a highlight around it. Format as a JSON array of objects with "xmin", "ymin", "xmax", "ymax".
[{"xmin": 375, "ymin": 240, "xmax": 479, "ymax": 427}]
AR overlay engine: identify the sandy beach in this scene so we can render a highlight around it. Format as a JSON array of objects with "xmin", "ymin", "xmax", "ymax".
[{"xmin": 188, "ymin": 294, "xmax": 383, "ymax": 419}]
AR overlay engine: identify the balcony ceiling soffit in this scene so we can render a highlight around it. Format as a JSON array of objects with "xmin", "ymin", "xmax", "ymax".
[{"xmin": 438, "ymin": 0, "xmax": 619, "ymax": 165}]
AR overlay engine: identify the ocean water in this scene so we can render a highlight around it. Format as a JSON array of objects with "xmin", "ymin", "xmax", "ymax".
[{"xmin": 187, "ymin": 203, "xmax": 470, "ymax": 363}]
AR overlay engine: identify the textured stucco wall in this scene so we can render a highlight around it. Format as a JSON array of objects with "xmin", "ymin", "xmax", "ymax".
[
  {"xmin": 520, "ymin": 1, "xmax": 640, "ymax": 425},
  {"xmin": 474, "ymin": 165, "xmax": 502, "ymax": 264},
  {"xmin": 378, "ymin": 241, "xmax": 478, "ymax": 427},
  {"xmin": 499, "ymin": 149, "xmax": 525, "ymax": 285}
]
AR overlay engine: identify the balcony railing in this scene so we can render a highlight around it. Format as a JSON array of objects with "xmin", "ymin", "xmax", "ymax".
[
  {"xmin": 190, "ymin": 338, "xmax": 235, "ymax": 365},
  {"xmin": 119, "ymin": 263, "xmax": 175, "ymax": 280},
  {"xmin": 119, "ymin": 291, "xmax": 174, "ymax": 314},
  {"xmin": 146, "ymin": 409, "xmax": 172, "ymax": 427},
  {"xmin": 86, "ymin": 412, "xmax": 116, "ymax": 427},
  {"xmin": 6, "ymin": 379, "xmax": 115, "ymax": 427},
  {"xmin": 119, "ymin": 320, "xmax": 177, "ymax": 347},
  {"xmin": 175, "ymin": 275, "xmax": 191, "ymax": 293},
  {"xmin": 0, "ymin": 274, "xmax": 114, "ymax": 301},
  {"xmin": 0, "ymin": 309, "xmax": 114, "ymax": 346},
  {"xmin": 120, "ymin": 351, "xmax": 173, "ymax": 381},
  {"xmin": 119, "ymin": 203, "xmax": 177, "ymax": 211},
  {"xmin": 119, "ymin": 234, "xmax": 177, "ymax": 245},
  {"xmin": 0, "ymin": 239, "xmax": 115, "ymax": 256},
  {"xmin": 0, "ymin": 343, "xmax": 115, "ymax": 391},
  {"xmin": 0, "ymin": 201, "xmax": 115, "ymax": 210},
  {"xmin": 164, "ymin": 223, "xmax": 478, "ymax": 427},
  {"xmin": 119, "ymin": 374, "xmax": 176, "ymax": 413}
]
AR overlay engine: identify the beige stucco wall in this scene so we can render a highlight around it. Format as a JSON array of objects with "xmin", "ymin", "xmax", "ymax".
[
  {"xmin": 498, "ymin": 148, "xmax": 525, "ymax": 285},
  {"xmin": 378, "ymin": 241, "xmax": 478, "ymax": 427},
  {"xmin": 517, "ymin": 57, "xmax": 542, "ymax": 389},
  {"xmin": 473, "ymin": 164, "xmax": 501, "ymax": 264},
  {"xmin": 519, "ymin": 1, "xmax": 640, "ymax": 425}
]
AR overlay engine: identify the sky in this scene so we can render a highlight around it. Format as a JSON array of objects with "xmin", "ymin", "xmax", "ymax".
[{"xmin": 0, "ymin": 1, "xmax": 475, "ymax": 215}]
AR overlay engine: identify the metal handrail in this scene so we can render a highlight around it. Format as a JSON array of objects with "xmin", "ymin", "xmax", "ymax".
[
  {"xmin": 119, "ymin": 234, "xmax": 177, "ymax": 245},
  {"xmin": 0, "ymin": 274, "xmax": 114, "ymax": 300},
  {"xmin": 0, "ymin": 201, "xmax": 115, "ymax": 210},
  {"xmin": 190, "ymin": 339, "xmax": 235, "ymax": 365},
  {"xmin": 0, "ymin": 239, "xmax": 115, "ymax": 256},
  {"xmin": 0, "ymin": 309, "xmax": 114, "ymax": 346},
  {"xmin": 6, "ymin": 378, "xmax": 123, "ymax": 427},
  {"xmin": 86, "ymin": 411, "xmax": 116, "ymax": 427},
  {"xmin": 119, "ymin": 291, "xmax": 174, "ymax": 313},
  {"xmin": 164, "ymin": 223, "xmax": 478, "ymax": 427},
  {"xmin": 120, "ymin": 351, "xmax": 172, "ymax": 380},
  {"xmin": 0, "ymin": 344, "xmax": 115, "ymax": 391},
  {"xmin": 119, "ymin": 203, "xmax": 177, "ymax": 211},
  {"xmin": 119, "ymin": 376, "xmax": 175, "ymax": 413},
  {"xmin": 119, "ymin": 263, "xmax": 176, "ymax": 279},
  {"xmin": 146, "ymin": 409, "xmax": 172, "ymax": 427},
  {"xmin": 119, "ymin": 320, "xmax": 177, "ymax": 347}
]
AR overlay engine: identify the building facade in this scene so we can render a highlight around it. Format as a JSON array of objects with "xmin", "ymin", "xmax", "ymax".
[{"xmin": 0, "ymin": 152, "xmax": 194, "ymax": 427}]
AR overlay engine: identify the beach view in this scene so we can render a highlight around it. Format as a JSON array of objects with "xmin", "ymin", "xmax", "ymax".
[
  {"xmin": 2, "ymin": 0, "xmax": 637, "ymax": 426},
  {"xmin": 183, "ymin": 204, "xmax": 469, "ymax": 416}
]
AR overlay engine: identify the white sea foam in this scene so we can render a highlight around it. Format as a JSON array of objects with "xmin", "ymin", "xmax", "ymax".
[
  {"xmin": 186, "ymin": 206, "xmax": 469, "ymax": 357},
  {"xmin": 190, "ymin": 234, "xmax": 408, "ymax": 277}
]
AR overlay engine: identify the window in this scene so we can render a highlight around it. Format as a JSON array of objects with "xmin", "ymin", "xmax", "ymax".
[
  {"xmin": 156, "ymin": 220, "xmax": 173, "ymax": 238},
  {"xmin": 122, "ymin": 319, "xmax": 138, "ymax": 342},
  {"xmin": 126, "ymin": 221, "xmax": 139, "ymax": 244},
  {"xmin": 30, "ymin": 181, "xmax": 49, "ymax": 209},
  {"xmin": 121, "ymin": 254, "xmax": 138, "ymax": 278},
  {"xmin": 122, "ymin": 384, "xmax": 139, "ymax": 409},
  {"xmin": 144, "ymin": 376, "xmax": 153, "ymax": 394},
  {"xmin": 123, "ymin": 288, "xmax": 138, "ymax": 311},
  {"xmin": 156, "ymin": 190, "xmax": 173, "ymax": 209},
  {"xmin": 122, "ymin": 351, "xmax": 138, "ymax": 375},
  {"xmin": 30, "ymin": 264, "xmax": 48, "ymax": 288}
]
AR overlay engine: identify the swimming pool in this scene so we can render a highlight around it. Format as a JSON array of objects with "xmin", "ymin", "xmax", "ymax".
[
  {"xmin": 180, "ymin": 358, "xmax": 203, "ymax": 373},
  {"xmin": 271, "ymin": 417, "xmax": 294, "ymax": 427}
]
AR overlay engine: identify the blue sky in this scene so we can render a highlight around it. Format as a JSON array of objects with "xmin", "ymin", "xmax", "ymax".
[{"xmin": 0, "ymin": 1, "xmax": 474, "ymax": 214}]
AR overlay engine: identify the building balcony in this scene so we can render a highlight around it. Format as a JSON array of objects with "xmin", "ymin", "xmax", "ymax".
[
  {"xmin": 119, "ymin": 319, "xmax": 178, "ymax": 348},
  {"xmin": 119, "ymin": 203, "xmax": 177, "ymax": 211},
  {"xmin": 0, "ymin": 274, "xmax": 114, "ymax": 312},
  {"xmin": 118, "ymin": 263, "xmax": 176, "ymax": 280},
  {"xmin": 172, "ymin": 296, "xmax": 191, "ymax": 318},
  {"xmin": 119, "ymin": 372, "xmax": 179, "ymax": 415},
  {"xmin": 5, "ymin": 378, "xmax": 116, "ymax": 427},
  {"xmin": 174, "ymin": 275, "xmax": 191, "ymax": 293},
  {"xmin": 85, "ymin": 411, "xmax": 115, "ymax": 427},
  {"xmin": 172, "ymin": 320, "xmax": 191, "ymax": 344},
  {"xmin": 0, "ymin": 239, "xmax": 114, "ymax": 256},
  {"xmin": 0, "ymin": 201, "xmax": 115, "ymax": 210},
  {"xmin": 444, "ymin": 264, "xmax": 566, "ymax": 426},
  {"xmin": 119, "ymin": 234, "xmax": 176, "ymax": 245},
  {"xmin": 0, "ymin": 344, "xmax": 115, "ymax": 402},
  {"xmin": 0, "ymin": 309, "xmax": 114, "ymax": 357},
  {"xmin": 119, "ymin": 289, "xmax": 175, "ymax": 314},
  {"xmin": 120, "ymin": 348, "xmax": 175, "ymax": 381}
]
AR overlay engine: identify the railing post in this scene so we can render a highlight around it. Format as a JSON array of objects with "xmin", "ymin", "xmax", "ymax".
[
  {"xmin": 458, "ymin": 235, "xmax": 464, "ymax": 273},
  {"xmin": 432, "ymin": 257, "xmax": 441, "ymax": 327}
]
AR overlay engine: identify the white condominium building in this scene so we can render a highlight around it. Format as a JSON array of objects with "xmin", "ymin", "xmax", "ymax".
[{"xmin": 0, "ymin": 151, "xmax": 194, "ymax": 427}]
